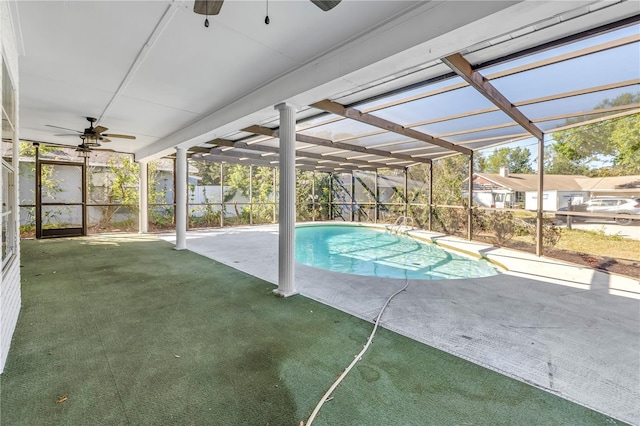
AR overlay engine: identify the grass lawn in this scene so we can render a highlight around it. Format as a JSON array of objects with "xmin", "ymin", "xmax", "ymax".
[{"xmin": 555, "ymin": 227, "xmax": 640, "ymax": 261}]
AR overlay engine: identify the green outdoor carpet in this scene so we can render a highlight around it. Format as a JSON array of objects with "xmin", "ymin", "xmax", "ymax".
[{"xmin": 1, "ymin": 235, "xmax": 624, "ymax": 425}]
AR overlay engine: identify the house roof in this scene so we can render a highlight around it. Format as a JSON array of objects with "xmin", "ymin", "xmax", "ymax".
[
  {"xmin": 474, "ymin": 173, "xmax": 640, "ymax": 192},
  {"xmin": 576, "ymin": 176, "xmax": 640, "ymax": 191},
  {"xmin": 474, "ymin": 173, "xmax": 584, "ymax": 192}
]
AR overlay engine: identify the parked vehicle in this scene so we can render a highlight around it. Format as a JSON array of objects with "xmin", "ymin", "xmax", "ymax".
[{"xmin": 555, "ymin": 197, "xmax": 640, "ymax": 225}]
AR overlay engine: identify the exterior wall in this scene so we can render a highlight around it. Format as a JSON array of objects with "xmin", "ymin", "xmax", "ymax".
[
  {"xmin": 472, "ymin": 191, "xmax": 495, "ymax": 207},
  {"xmin": 0, "ymin": 259, "xmax": 20, "ymax": 371},
  {"xmin": 1, "ymin": 0, "xmax": 21, "ymax": 373}
]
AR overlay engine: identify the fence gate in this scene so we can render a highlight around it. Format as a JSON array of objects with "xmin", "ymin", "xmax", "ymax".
[{"xmin": 36, "ymin": 160, "xmax": 86, "ymax": 238}]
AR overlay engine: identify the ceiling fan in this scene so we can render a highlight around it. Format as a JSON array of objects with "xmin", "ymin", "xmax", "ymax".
[
  {"xmin": 194, "ymin": 0, "xmax": 341, "ymax": 24},
  {"xmin": 46, "ymin": 117, "xmax": 136, "ymax": 153}
]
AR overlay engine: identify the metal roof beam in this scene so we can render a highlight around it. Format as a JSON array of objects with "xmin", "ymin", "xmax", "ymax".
[
  {"xmin": 243, "ymin": 124, "xmax": 432, "ymax": 164},
  {"xmin": 202, "ymin": 148, "xmax": 376, "ymax": 171},
  {"xmin": 196, "ymin": 154, "xmax": 339, "ymax": 172},
  {"xmin": 309, "ymin": 100, "xmax": 471, "ymax": 155},
  {"xmin": 207, "ymin": 147, "xmax": 375, "ymax": 171},
  {"xmin": 442, "ymin": 53, "xmax": 544, "ymax": 140},
  {"xmin": 202, "ymin": 137, "xmax": 406, "ymax": 171}
]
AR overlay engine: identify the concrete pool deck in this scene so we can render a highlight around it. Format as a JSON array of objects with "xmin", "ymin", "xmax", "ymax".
[{"xmin": 160, "ymin": 223, "xmax": 640, "ymax": 425}]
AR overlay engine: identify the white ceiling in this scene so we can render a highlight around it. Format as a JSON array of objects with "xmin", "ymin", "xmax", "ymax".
[{"xmin": 11, "ymin": 0, "xmax": 639, "ymax": 161}]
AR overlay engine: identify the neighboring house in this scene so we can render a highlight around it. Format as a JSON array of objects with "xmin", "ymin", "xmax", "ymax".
[{"xmin": 469, "ymin": 168, "xmax": 640, "ymax": 211}]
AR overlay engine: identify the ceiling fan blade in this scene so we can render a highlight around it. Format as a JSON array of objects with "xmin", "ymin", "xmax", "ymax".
[
  {"xmin": 194, "ymin": 0, "xmax": 224, "ymax": 15},
  {"xmin": 102, "ymin": 133, "xmax": 136, "ymax": 140},
  {"xmin": 93, "ymin": 125, "xmax": 108, "ymax": 134},
  {"xmin": 46, "ymin": 124, "xmax": 81, "ymax": 133},
  {"xmin": 53, "ymin": 133, "xmax": 82, "ymax": 137},
  {"xmin": 100, "ymin": 138, "xmax": 112, "ymax": 143},
  {"xmin": 310, "ymin": 0, "xmax": 341, "ymax": 11}
]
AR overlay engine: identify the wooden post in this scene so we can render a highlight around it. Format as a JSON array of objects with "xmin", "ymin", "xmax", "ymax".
[
  {"xmin": 249, "ymin": 165, "xmax": 253, "ymax": 225},
  {"xmin": 374, "ymin": 170, "xmax": 378, "ymax": 224},
  {"xmin": 350, "ymin": 172, "xmax": 355, "ymax": 222},
  {"xmin": 536, "ymin": 136, "xmax": 545, "ymax": 256},
  {"xmin": 468, "ymin": 152, "xmax": 473, "ymax": 240},
  {"xmin": 220, "ymin": 163, "xmax": 224, "ymax": 228},
  {"xmin": 404, "ymin": 167, "xmax": 409, "ymax": 219},
  {"xmin": 329, "ymin": 172, "xmax": 333, "ymax": 220},
  {"xmin": 312, "ymin": 171, "xmax": 316, "ymax": 222},
  {"xmin": 428, "ymin": 162, "xmax": 433, "ymax": 232}
]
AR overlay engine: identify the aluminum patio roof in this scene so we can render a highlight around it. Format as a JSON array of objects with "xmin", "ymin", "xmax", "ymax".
[{"xmin": 191, "ymin": 18, "xmax": 639, "ymax": 173}]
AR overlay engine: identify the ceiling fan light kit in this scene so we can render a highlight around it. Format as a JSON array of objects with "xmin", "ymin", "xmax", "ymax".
[{"xmin": 46, "ymin": 116, "xmax": 136, "ymax": 154}]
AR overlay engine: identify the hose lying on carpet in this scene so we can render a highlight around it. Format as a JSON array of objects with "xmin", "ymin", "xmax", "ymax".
[{"xmin": 305, "ymin": 278, "xmax": 410, "ymax": 426}]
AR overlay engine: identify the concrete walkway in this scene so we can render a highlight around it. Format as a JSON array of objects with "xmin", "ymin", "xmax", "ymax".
[{"xmin": 160, "ymin": 223, "xmax": 640, "ymax": 425}]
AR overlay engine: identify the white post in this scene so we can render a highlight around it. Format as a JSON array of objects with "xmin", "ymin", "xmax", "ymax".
[
  {"xmin": 138, "ymin": 160, "xmax": 148, "ymax": 234},
  {"xmin": 175, "ymin": 147, "xmax": 187, "ymax": 250},
  {"xmin": 274, "ymin": 102, "xmax": 298, "ymax": 297}
]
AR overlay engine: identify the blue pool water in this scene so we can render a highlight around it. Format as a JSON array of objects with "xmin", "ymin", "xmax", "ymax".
[{"xmin": 295, "ymin": 225, "xmax": 499, "ymax": 280}]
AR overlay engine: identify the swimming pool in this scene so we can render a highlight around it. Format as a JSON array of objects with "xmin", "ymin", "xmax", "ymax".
[{"xmin": 295, "ymin": 225, "xmax": 499, "ymax": 280}]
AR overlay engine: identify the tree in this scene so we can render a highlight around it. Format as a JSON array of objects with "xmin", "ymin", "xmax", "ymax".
[
  {"xmin": 610, "ymin": 114, "xmax": 640, "ymax": 174},
  {"xmin": 88, "ymin": 156, "xmax": 139, "ymax": 230},
  {"xmin": 479, "ymin": 147, "xmax": 534, "ymax": 174},
  {"xmin": 196, "ymin": 161, "xmax": 222, "ymax": 185},
  {"xmin": 548, "ymin": 93, "xmax": 640, "ymax": 176},
  {"xmin": 543, "ymin": 151, "xmax": 590, "ymax": 176}
]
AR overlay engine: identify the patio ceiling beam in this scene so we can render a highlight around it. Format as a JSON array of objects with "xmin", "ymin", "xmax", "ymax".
[
  {"xmin": 195, "ymin": 153, "xmax": 341, "ymax": 172},
  {"xmin": 442, "ymin": 53, "xmax": 544, "ymax": 141},
  {"xmin": 243, "ymin": 125, "xmax": 432, "ymax": 164},
  {"xmin": 483, "ymin": 33, "xmax": 639, "ymax": 80},
  {"xmin": 207, "ymin": 147, "xmax": 377, "ymax": 172},
  {"xmin": 533, "ymin": 103, "xmax": 640, "ymax": 124},
  {"xmin": 309, "ymin": 100, "xmax": 472, "ymax": 155},
  {"xmin": 546, "ymin": 108, "xmax": 640, "ymax": 133},
  {"xmin": 202, "ymin": 138, "xmax": 407, "ymax": 171},
  {"xmin": 202, "ymin": 151, "xmax": 376, "ymax": 171}
]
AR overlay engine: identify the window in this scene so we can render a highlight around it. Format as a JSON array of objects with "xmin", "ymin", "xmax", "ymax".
[
  {"xmin": 2, "ymin": 160, "xmax": 15, "ymax": 267},
  {"xmin": 2, "ymin": 58, "xmax": 17, "ymax": 268}
]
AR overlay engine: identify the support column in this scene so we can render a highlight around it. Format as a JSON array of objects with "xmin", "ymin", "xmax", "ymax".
[
  {"xmin": 312, "ymin": 171, "xmax": 316, "ymax": 222},
  {"xmin": 274, "ymin": 103, "xmax": 298, "ymax": 297},
  {"xmin": 404, "ymin": 168, "xmax": 408, "ymax": 219},
  {"xmin": 467, "ymin": 152, "xmax": 474, "ymax": 240},
  {"xmin": 175, "ymin": 147, "xmax": 187, "ymax": 250},
  {"xmin": 249, "ymin": 165, "xmax": 253, "ymax": 225},
  {"xmin": 536, "ymin": 136, "xmax": 545, "ymax": 256},
  {"xmin": 350, "ymin": 172, "xmax": 355, "ymax": 222},
  {"xmin": 374, "ymin": 170, "xmax": 378, "ymax": 224},
  {"xmin": 138, "ymin": 160, "xmax": 148, "ymax": 234},
  {"xmin": 428, "ymin": 162, "xmax": 433, "ymax": 232},
  {"xmin": 220, "ymin": 164, "xmax": 224, "ymax": 228},
  {"xmin": 329, "ymin": 173, "xmax": 333, "ymax": 220}
]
